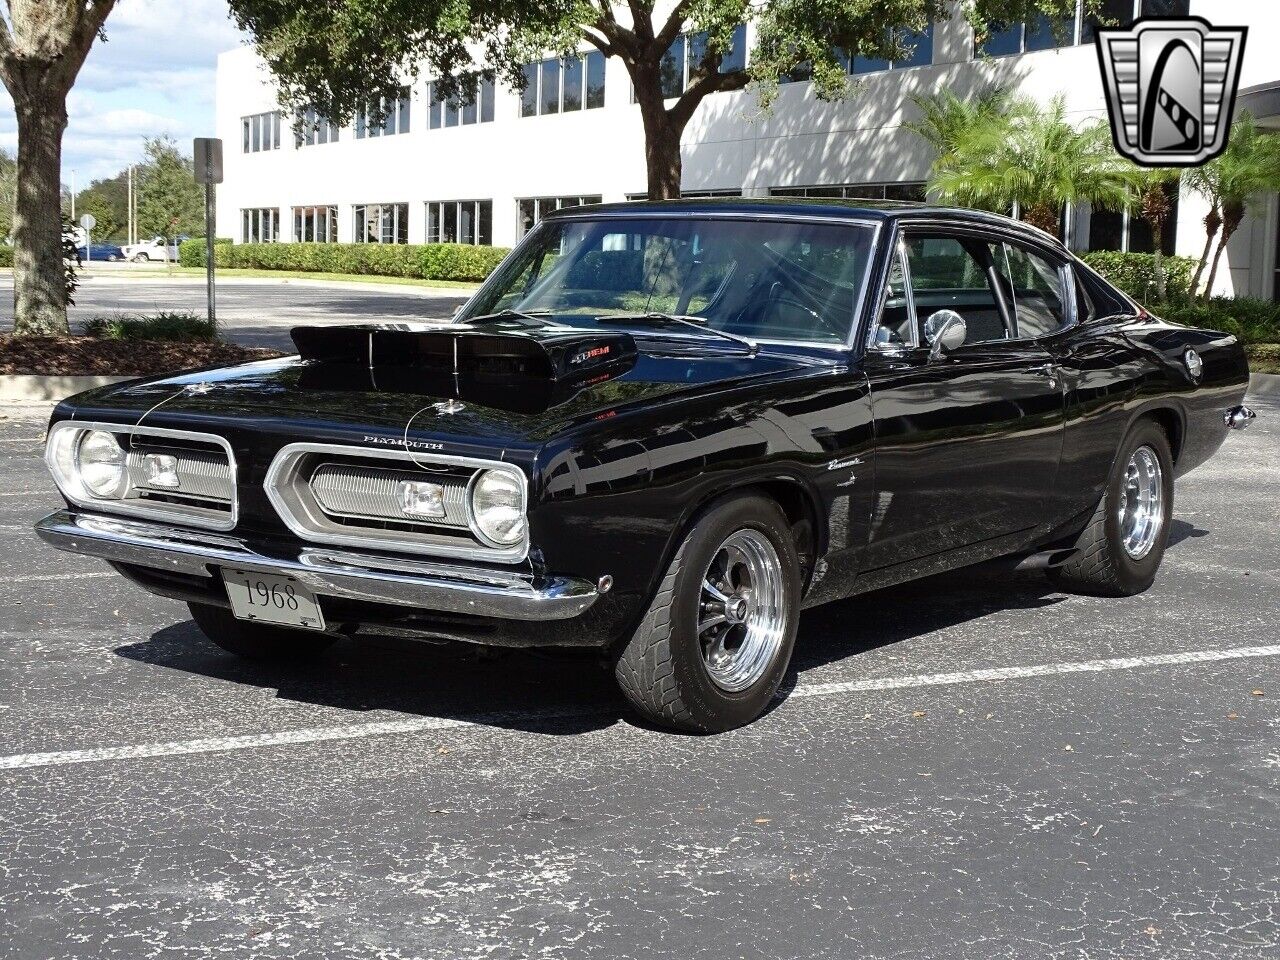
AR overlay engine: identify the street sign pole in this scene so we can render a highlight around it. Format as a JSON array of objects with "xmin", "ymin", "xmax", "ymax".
[{"xmin": 193, "ymin": 138, "xmax": 224, "ymax": 334}]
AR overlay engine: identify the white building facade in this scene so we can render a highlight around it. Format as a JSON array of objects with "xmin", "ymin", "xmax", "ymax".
[{"xmin": 215, "ymin": 0, "xmax": 1280, "ymax": 298}]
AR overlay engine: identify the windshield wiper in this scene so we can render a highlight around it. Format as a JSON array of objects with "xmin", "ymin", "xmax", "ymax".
[
  {"xmin": 459, "ymin": 309, "xmax": 553, "ymax": 326},
  {"xmin": 595, "ymin": 312, "xmax": 759, "ymax": 356}
]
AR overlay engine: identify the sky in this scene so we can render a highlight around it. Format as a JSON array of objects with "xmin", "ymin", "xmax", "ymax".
[{"xmin": 0, "ymin": 0, "xmax": 249, "ymax": 189}]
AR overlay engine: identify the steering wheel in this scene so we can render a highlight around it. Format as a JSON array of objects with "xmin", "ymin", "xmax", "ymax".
[{"xmin": 765, "ymin": 280, "xmax": 847, "ymax": 339}]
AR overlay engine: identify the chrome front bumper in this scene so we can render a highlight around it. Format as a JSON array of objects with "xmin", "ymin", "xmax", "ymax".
[{"xmin": 35, "ymin": 510, "xmax": 601, "ymax": 621}]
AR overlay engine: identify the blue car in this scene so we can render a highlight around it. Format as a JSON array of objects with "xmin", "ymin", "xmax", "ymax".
[{"xmin": 76, "ymin": 243, "xmax": 125, "ymax": 263}]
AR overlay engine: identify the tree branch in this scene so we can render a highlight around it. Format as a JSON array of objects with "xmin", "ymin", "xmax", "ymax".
[
  {"xmin": 655, "ymin": 0, "xmax": 695, "ymax": 51},
  {"xmin": 669, "ymin": 66, "xmax": 749, "ymax": 128}
]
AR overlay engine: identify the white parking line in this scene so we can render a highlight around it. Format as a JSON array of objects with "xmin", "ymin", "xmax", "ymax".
[{"xmin": 1, "ymin": 643, "xmax": 1275, "ymax": 772}]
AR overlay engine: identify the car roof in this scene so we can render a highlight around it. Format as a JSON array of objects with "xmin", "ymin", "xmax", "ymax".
[{"xmin": 544, "ymin": 198, "xmax": 1065, "ymax": 250}]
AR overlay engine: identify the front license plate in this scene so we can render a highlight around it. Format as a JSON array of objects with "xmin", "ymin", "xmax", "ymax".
[{"xmin": 222, "ymin": 568, "xmax": 326, "ymax": 631}]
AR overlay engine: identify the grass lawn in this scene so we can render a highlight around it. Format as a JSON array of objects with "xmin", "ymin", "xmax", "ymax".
[{"xmin": 1246, "ymin": 343, "xmax": 1280, "ymax": 375}]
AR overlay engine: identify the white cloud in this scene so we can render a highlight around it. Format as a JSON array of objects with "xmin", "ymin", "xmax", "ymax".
[{"xmin": 0, "ymin": 0, "xmax": 248, "ymax": 183}]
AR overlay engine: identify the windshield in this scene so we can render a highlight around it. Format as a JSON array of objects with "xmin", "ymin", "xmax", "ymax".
[{"xmin": 461, "ymin": 216, "xmax": 879, "ymax": 346}]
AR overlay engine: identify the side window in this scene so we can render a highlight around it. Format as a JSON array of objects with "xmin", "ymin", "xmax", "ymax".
[
  {"xmin": 904, "ymin": 234, "xmax": 1010, "ymax": 345},
  {"xmin": 992, "ymin": 240, "xmax": 1069, "ymax": 338}
]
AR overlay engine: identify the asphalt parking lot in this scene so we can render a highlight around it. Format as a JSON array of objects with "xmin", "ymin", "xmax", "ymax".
[
  {"xmin": 0, "ymin": 276, "xmax": 472, "ymax": 349},
  {"xmin": 0, "ymin": 385, "xmax": 1277, "ymax": 958}
]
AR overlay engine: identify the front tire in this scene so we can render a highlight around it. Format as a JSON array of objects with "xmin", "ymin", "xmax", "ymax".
[
  {"xmin": 1047, "ymin": 419, "xmax": 1174, "ymax": 597},
  {"xmin": 613, "ymin": 494, "xmax": 801, "ymax": 733},
  {"xmin": 188, "ymin": 603, "xmax": 336, "ymax": 661},
  {"xmin": 132, "ymin": 253, "xmax": 150, "ymax": 263}
]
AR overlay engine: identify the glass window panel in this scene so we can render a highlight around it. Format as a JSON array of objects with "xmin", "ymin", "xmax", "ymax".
[
  {"xmin": 720, "ymin": 25, "xmax": 747, "ymax": 74},
  {"xmin": 251, "ymin": 115, "xmax": 261, "ymax": 151},
  {"xmin": 427, "ymin": 203, "xmax": 440, "ymax": 243},
  {"xmin": 895, "ymin": 24, "xmax": 933, "ymax": 68},
  {"xmin": 462, "ymin": 92, "xmax": 478, "ymax": 125},
  {"xmin": 980, "ymin": 22, "xmax": 1022, "ymax": 57},
  {"xmin": 541, "ymin": 58, "xmax": 560, "ymax": 114},
  {"xmin": 998, "ymin": 241, "xmax": 1067, "ymax": 337},
  {"xmin": 688, "ymin": 31, "xmax": 710, "ymax": 81},
  {"xmin": 1082, "ymin": 0, "xmax": 1136, "ymax": 43},
  {"xmin": 521, "ymin": 63, "xmax": 539, "ymax": 117},
  {"xmin": 563, "ymin": 56, "xmax": 583, "ymax": 111},
  {"xmin": 478, "ymin": 201, "xmax": 493, "ymax": 246},
  {"xmin": 537, "ymin": 198, "xmax": 559, "ymax": 221},
  {"xmin": 853, "ymin": 43, "xmax": 890, "ymax": 74},
  {"xmin": 660, "ymin": 36, "xmax": 685, "ymax": 98},
  {"xmin": 459, "ymin": 203, "xmax": 475, "ymax": 245},
  {"xmin": 429, "ymin": 84, "xmax": 442, "ymax": 129},
  {"xmin": 242, "ymin": 119, "xmax": 251, "ymax": 153},
  {"xmin": 397, "ymin": 88, "xmax": 410, "ymax": 133},
  {"xmin": 355, "ymin": 106, "xmax": 367, "ymax": 139},
  {"xmin": 519, "ymin": 199, "xmax": 537, "ymax": 237},
  {"xmin": 1142, "ymin": 0, "xmax": 1187, "ymax": 16},
  {"xmin": 885, "ymin": 182, "xmax": 927, "ymax": 202},
  {"xmin": 585, "ymin": 52, "xmax": 606, "ymax": 108},
  {"xmin": 272, "ymin": 111, "xmax": 281, "ymax": 149},
  {"xmin": 1024, "ymin": 13, "xmax": 1072, "ymax": 51},
  {"xmin": 481, "ymin": 77, "xmax": 496, "ymax": 122},
  {"xmin": 445, "ymin": 97, "xmax": 459, "ymax": 127}
]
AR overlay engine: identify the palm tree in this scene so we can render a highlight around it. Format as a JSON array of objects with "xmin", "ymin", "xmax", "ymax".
[
  {"xmin": 907, "ymin": 85, "xmax": 1023, "ymax": 170},
  {"xmin": 1126, "ymin": 166, "xmax": 1180, "ymax": 300},
  {"xmin": 1185, "ymin": 114, "xmax": 1280, "ymax": 298},
  {"xmin": 927, "ymin": 95, "xmax": 1133, "ymax": 237}
]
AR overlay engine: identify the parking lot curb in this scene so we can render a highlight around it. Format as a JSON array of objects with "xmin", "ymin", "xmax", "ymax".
[
  {"xmin": 0, "ymin": 374, "xmax": 132, "ymax": 403},
  {"xmin": 1248, "ymin": 372, "xmax": 1280, "ymax": 398}
]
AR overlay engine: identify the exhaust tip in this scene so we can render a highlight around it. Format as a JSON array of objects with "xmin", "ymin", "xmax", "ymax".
[{"xmin": 1225, "ymin": 405, "xmax": 1257, "ymax": 431}]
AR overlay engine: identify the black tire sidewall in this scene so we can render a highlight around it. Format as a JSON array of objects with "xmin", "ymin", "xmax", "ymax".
[
  {"xmin": 1104, "ymin": 421, "xmax": 1174, "ymax": 593},
  {"xmin": 665, "ymin": 494, "xmax": 801, "ymax": 732}
]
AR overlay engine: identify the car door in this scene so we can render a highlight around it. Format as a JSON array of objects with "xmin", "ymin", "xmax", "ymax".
[{"xmin": 858, "ymin": 225, "xmax": 1068, "ymax": 579}]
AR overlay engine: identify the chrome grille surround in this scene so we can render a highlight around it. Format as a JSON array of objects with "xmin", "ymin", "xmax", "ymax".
[
  {"xmin": 45, "ymin": 421, "xmax": 238, "ymax": 531},
  {"xmin": 264, "ymin": 442, "xmax": 530, "ymax": 564},
  {"xmin": 309, "ymin": 461, "xmax": 470, "ymax": 528}
]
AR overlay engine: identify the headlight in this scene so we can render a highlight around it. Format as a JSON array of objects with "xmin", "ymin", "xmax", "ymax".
[
  {"xmin": 75, "ymin": 429, "xmax": 128, "ymax": 499},
  {"xmin": 468, "ymin": 469, "xmax": 526, "ymax": 548}
]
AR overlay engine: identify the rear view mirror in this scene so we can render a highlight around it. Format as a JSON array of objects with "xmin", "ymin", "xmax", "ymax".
[{"xmin": 924, "ymin": 310, "xmax": 966, "ymax": 361}]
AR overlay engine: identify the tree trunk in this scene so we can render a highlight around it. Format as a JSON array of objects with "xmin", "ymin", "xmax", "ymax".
[
  {"xmin": 636, "ymin": 94, "xmax": 683, "ymax": 200},
  {"xmin": 1202, "ymin": 205, "xmax": 1244, "ymax": 300},
  {"xmin": 1024, "ymin": 204, "xmax": 1060, "ymax": 236},
  {"xmin": 1190, "ymin": 204, "xmax": 1220, "ymax": 298},
  {"xmin": 11, "ymin": 96, "xmax": 70, "ymax": 335}
]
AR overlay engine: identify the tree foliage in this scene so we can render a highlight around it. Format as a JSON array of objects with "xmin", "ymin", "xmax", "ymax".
[
  {"xmin": 228, "ymin": 0, "xmax": 1090, "ymax": 199},
  {"xmin": 923, "ymin": 93, "xmax": 1132, "ymax": 235},
  {"xmin": 1184, "ymin": 114, "xmax": 1280, "ymax": 298},
  {"xmin": 73, "ymin": 171, "xmax": 128, "ymax": 243},
  {"xmin": 136, "ymin": 137, "xmax": 204, "ymax": 240}
]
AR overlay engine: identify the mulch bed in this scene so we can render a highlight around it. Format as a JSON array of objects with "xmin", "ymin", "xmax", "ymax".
[{"xmin": 0, "ymin": 336, "xmax": 284, "ymax": 376}]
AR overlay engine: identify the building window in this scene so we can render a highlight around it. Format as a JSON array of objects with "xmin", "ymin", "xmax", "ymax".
[
  {"xmin": 241, "ymin": 111, "xmax": 282, "ymax": 153},
  {"xmin": 428, "ymin": 74, "xmax": 495, "ymax": 129},
  {"xmin": 625, "ymin": 189, "xmax": 743, "ymax": 201},
  {"xmin": 1081, "ymin": 0, "xmax": 1191, "ymax": 43},
  {"xmin": 293, "ymin": 205, "xmax": 338, "ymax": 243},
  {"xmin": 295, "ymin": 106, "xmax": 340, "ymax": 147},
  {"xmin": 517, "ymin": 195, "xmax": 603, "ymax": 237},
  {"xmin": 427, "ymin": 200, "xmax": 493, "ymax": 245},
  {"xmin": 522, "ymin": 52, "xmax": 606, "ymax": 117},
  {"xmin": 770, "ymin": 182, "xmax": 927, "ymax": 202},
  {"xmin": 853, "ymin": 25, "xmax": 934, "ymax": 74},
  {"xmin": 241, "ymin": 208, "xmax": 280, "ymax": 243},
  {"xmin": 355, "ymin": 86, "xmax": 411, "ymax": 138},
  {"xmin": 353, "ymin": 203, "xmax": 409, "ymax": 244},
  {"xmin": 647, "ymin": 25, "xmax": 748, "ymax": 100},
  {"xmin": 1087, "ymin": 189, "xmax": 1179, "ymax": 255}
]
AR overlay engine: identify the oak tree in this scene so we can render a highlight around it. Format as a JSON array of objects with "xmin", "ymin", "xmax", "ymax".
[
  {"xmin": 0, "ymin": 1, "xmax": 118, "ymax": 334},
  {"xmin": 229, "ymin": 1, "xmax": 1088, "ymax": 202}
]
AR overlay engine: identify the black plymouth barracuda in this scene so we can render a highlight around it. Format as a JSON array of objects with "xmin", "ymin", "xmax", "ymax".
[{"xmin": 36, "ymin": 201, "xmax": 1256, "ymax": 732}]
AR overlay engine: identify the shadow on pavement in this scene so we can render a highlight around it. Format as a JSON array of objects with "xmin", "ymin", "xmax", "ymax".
[{"xmin": 111, "ymin": 563, "xmax": 1088, "ymax": 736}]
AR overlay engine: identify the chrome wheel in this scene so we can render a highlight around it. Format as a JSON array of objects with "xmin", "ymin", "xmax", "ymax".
[
  {"xmin": 698, "ymin": 529, "xmax": 787, "ymax": 692},
  {"xmin": 1118, "ymin": 445, "xmax": 1164, "ymax": 560}
]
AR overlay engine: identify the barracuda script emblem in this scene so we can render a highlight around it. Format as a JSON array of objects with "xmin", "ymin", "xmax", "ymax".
[{"xmin": 1095, "ymin": 17, "xmax": 1247, "ymax": 167}]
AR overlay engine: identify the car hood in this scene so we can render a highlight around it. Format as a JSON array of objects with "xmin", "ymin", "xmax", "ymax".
[{"xmin": 60, "ymin": 340, "xmax": 838, "ymax": 454}]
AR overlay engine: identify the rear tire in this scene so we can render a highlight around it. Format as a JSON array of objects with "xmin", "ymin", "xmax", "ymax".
[
  {"xmin": 132, "ymin": 253, "xmax": 150, "ymax": 263},
  {"xmin": 613, "ymin": 494, "xmax": 801, "ymax": 733},
  {"xmin": 1047, "ymin": 419, "xmax": 1174, "ymax": 597},
  {"xmin": 188, "ymin": 603, "xmax": 336, "ymax": 661}
]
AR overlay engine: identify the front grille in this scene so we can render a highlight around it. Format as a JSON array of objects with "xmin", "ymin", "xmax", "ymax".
[
  {"xmin": 310, "ymin": 462, "xmax": 469, "ymax": 529},
  {"xmin": 126, "ymin": 443, "xmax": 234, "ymax": 507},
  {"xmin": 264, "ymin": 443, "xmax": 529, "ymax": 563}
]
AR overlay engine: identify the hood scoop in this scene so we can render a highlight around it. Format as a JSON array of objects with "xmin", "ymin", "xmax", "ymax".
[{"xmin": 291, "ymin": 322, "xmax": 637, "ymax": 384}]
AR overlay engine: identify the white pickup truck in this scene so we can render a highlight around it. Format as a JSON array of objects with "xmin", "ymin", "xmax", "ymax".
[{"xmin": 121, "ymin": 236, "xmax": 185, "ymax": 263}]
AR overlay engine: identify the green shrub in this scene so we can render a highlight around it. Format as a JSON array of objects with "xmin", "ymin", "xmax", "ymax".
[
  {"xmin": 83, "ymin": 311, "xmax": 216, "ymax": 342},
  {"xmin": 179, "ymin": 240, "xmax": 509, "ymax": 281},
  {"xmin": 0, "ymin": 245, "xmax": 12, "ymax": 268},
  {"xmin": 1079, "ymin": 251, "xmax": 1197, "ymax": 301},
  {"xmin": 1148, "ymin": 296, "xmax": 1280, "ymax": 344},
  {"xmin": 178, "ymin": 237, "xmax": 232, "ymax": 268}
]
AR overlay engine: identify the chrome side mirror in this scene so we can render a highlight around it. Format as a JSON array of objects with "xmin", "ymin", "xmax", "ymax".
[{"xmin": 924, "ymin": 310, "xmax": 966, "ymax": 361}]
